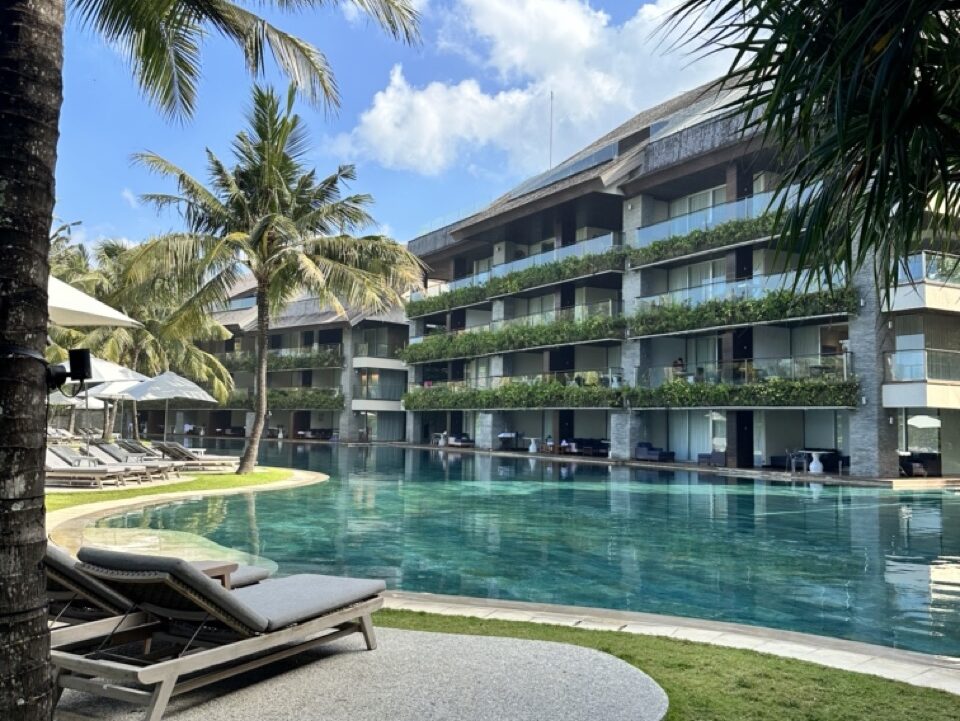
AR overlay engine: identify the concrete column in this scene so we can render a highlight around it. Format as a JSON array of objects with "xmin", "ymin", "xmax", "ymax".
[
  {"xmin": 475, "ymin": 411, "xmax": 506, "ymax": 450},
  {"xmin": 338, "ymin": 325, "xmax": 359, "ymax": 441},
  {"xmin": 847, "ymin": 268, "xmax": 900, "ymax": 478},
  {"xmin": 405, "ymin": 410, "xmax": 418, "ymax": 444},
  {"xmin": 609, "ymin": 411, "xmax": 641, "ymax": 460}
]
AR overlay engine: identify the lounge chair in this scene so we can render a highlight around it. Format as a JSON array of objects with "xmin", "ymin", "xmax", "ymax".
[
  {"xmin": 153, "ymin": 441, "xmax": 238, "ymax": 469},
  {"xmin": 92, "ymin": 441, "xmax": 184, "ymax": 479},
  {"xmin": 118, "ymin": 438, "xmax": 164, "ymax": 457},
  {"xmin": 45, "ymin": 449, "xmax": 130, "ymax": 488},
  {"xmin": 52, "ymin": 547, "xmax": 384, "ymax": 721},
  {"xmin": 45, "ymin": 543, "xmax": 271, "ymax": 625},
  {"xmin": 49, "ymin": 444, "xmax": 150, "ymax": 483}
]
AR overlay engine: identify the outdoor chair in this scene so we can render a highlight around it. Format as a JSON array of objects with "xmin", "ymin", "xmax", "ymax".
[
  {"xmin": 93, "ymin": 441, "xmax": 185, "ymax": 478},
  {"xmin": 81, "ymin": 445, "xmax": 167, "ymax": 481},
  {"xmin": 52, "ymin": 547, "xmax": 385, "ymax": 721},
  {"xmin": 45, "ymin": 448, "xmax": 131, "ymax": 488},
  {"xmin": 154, "ymin": 441, "xmax": 238, "ymax": 469}
]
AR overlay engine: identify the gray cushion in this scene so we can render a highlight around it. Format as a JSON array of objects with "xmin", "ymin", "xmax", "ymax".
[
  {"xmin": 226, "ymin": 564, "xmax": 271, "ymax": 588},
  {"xmin": 232, "ymin": 574, "xmax": 386, "ymax": 631},
  {"xmin": 77, "ymin": 547, "xmax": 270, "ymax": 633},
  {"xmin": 46, "ymin": 543, "xmax": 132, "ymax": 614}
]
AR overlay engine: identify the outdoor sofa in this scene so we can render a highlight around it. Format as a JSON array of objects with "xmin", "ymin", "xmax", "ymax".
[
  {"xmin": 51, "ymin": 547, "xmax": 385, "ymax": 721},
  {"xmin": 447, "ymin": 433, "xmax": 475, "ymax": 448},
  {"xmin": 634, "ymin": 442, "xmax": 675, "ymax": 462}
]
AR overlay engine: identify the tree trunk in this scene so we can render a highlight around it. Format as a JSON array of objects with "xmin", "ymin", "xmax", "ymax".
[
  {"xmin": 131, "ymin": 399, "xmax": 140, "ymax": 441},
  {"xmin": 237, "ymin": 281, "xmax": 269, "ymax": 473},
  {"xmin": 67, "ymin": 405, "xmax": 75, "ymax": 434},
  {"xmin": 0, "ymin": 2, "xmax": 65, "ymax": 719}
]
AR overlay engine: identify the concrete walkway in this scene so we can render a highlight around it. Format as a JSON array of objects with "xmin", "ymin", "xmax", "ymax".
[
  {"xmin": 56, "ymin": 628, "xmax": 669, "ymax": 721},
  {"xmin": 383, "ymin": 592, "xmax": 960, "ymax": 696}
]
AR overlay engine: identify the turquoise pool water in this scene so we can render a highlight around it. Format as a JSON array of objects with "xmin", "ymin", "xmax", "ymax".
[{"xmin": 97, "ymin": 442, "xmax": 960, "ymax": 655}]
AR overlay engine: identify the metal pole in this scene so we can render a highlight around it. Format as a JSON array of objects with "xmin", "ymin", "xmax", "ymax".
[{"xmin": 163, "ymin": 398, "xmax": 169, "ymax": 442}]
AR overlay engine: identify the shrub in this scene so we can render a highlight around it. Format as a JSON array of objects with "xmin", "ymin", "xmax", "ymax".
[
  {"xmin": 220, "ymin": 348, "xmax": 343, "ymax": 372},
  {"xmin": 403, "ymin": 382, "xmax": 622, "ymax": 410},
  {"xmin": 628, "ymin": 215, "xmax": 777, "ymax": 267},
  {"xmin": 222, "ymin": 388, "xmax": 344, "ymax": 410},
  {"xmin": 629, "ymin": 287, "xmax": 858, "ymax": 337},
  {"xmin": 399, "ymin": 314, "xmax": 627, "ymax": 364},
  {"xmin": 623, "ymin": 378, "xmax": 860, "ymax": 408},
  {"xmin": 405, "ymin": 248, "xmax": 627, "ymax": 318}
]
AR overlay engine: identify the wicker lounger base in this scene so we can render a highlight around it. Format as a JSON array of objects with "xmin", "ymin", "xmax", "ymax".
[{"xmin": 51, "ymin": 595, "xmax": 382, "ymax": 721}]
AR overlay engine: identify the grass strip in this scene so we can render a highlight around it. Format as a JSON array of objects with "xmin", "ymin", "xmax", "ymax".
[
  {"xmin": 46, "ymin": 468, "xmax": 293, "ymax": 512},
  {"xmin": 375, "ymin": 609, "xmax": 957, "ymax": 721}
]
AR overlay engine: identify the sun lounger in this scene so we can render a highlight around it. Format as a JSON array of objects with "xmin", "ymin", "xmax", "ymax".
[
  {"xmin": 153, "ymin": 441, "xmax": 238, "ymax": 469},
  {"xmin": 45, "ymin": 544, "xmax": 271, "ymax": 625},
  {"xmin": 164, "ymin": 440, "xmax": 236, "ymax": 462},
  {"xmin": 92, "ymin": 441, "xmax": 184, "ymax": 479},
  {"xmin": 52, "ymin": 547, "xmax": 384, "ymax": 721},
  {"xmin": 118, "ymin": 438, "xmax": 164, "ymax": 457},
  {"xmin": 49, "ymin": 444, "xmax": 150, "ymax": 483},
  {"xmin": 45, "ymin": 449, "xmax": 130, "ymax": 488}
]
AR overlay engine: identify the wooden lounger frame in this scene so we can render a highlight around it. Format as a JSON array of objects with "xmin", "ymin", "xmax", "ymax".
[{"xmin": 51, "ymin": 596, "xmax": 382, "ymax": 721}]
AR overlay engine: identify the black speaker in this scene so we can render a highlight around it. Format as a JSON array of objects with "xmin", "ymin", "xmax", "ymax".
[{"xmin": 68, "ymin": 348, "xmax": 92, "ymax": 381}]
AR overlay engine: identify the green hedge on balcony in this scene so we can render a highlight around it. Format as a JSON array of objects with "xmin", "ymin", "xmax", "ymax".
[
  {"xmin": 222, "ymin": 388, "xmax": 344, "ymax": 410},
  {"xmin": 399, "ymin": 315, "xmax": 627, "ymax": 364},
  {"xmin": 405, "ymin": 249, "xmax": 626, "ymax": 318},
  {"xmin": 628, "ymin": 215, "xmax": 777, "ymax": 267},
  {"xmin": 221, "ymin": 349, "xmax": 343, "ymax": 372},
  {"xmin": 630, "ymin": 287, "xmax": 858, "ymax": 337},
  {"xmin": 623, "ymin": 378, "xmax": 860, "ymax": 408},
  {"xmin": 403, "ymin": 382, "xmax": 622, "ymax": 410}
]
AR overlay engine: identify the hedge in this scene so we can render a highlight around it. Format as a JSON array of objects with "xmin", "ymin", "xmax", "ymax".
[
  {"xmin": 220, "ymin": 348, "xmax": 343, "ymax": 372},
  {"xmin": 222, "ymin": 388, "xmax": 344, "ymax": 410},
  {"xmin": 405, "ymin": 248, "xmax": 627, "ymax": 318},
  {"xmin": 623, "ymin": 378, "xmax": 860, "ymax": 408},
  {"xmin": 628, "ymin": 215, "xmax": 777, "ymax": 267},
  {"xmin": 399, "ymin": 314, "xmax": 627, "ymax": 364},
  {"xmin": 403, "ymin": 382, "xmax": 622, "ymax": 410},
  {"xmin": 630, "ymin": 286, "xmax": 858, "ymax": 337}
]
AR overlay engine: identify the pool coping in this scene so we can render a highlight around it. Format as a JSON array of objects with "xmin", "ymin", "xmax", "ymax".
[
  {"xmin": 382, "ymin": 591, "xmax": 960, "ymax": 696},
  {"xmin": 46, "ymin": 467, "xmax": 329, "ymax": 555}
]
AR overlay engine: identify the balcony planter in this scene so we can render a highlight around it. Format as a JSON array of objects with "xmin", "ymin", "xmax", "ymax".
[
  {"xmin": 629, "ymin": 287, "xmax": 858, "ymax": 337},
  {"xmin": 629, "ymin": 215, "xmax": 777, "ymax": 267},
  {"xmin": 624, "ymin": 377, "xmax": 860, "ymax": 408},
  {"xmin": 222, "ymin": 388, "xmax": 344, "ymax": 410},
  {"xmin": 403, "ymin": 382, "xmax": 622, "ymax": 410},
  {"xmin": 405, "ymin": 249, "xmax": 627, "ymax": 318},
  {"xmin": 221, "ymin": 348, "xmax": 343, "ymax": 372},
  {"xmin": 400, "ymin": 315, "xmax": 627, "ymax": 364}
]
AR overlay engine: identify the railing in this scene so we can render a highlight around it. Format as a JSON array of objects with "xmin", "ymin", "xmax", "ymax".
[
  {"xmin": 632, "ymin": 187, "xmax": 807, "ymax": 249},
  {"xmin": 353, "ymin": 380, "xmax": 407, "ymax": 401},
  {"xmin": 884, "ymin": 349, "xmax": 960, "ymax": 382},
  {"xmin": 410, "ymin": 299, "xmax": 622, "ymax": 342},
  {"xmin": 412, "ymin": 367, "xmax": 626, "ymax": 391},
  {"xmin": 431, "ymin": 233, "xmax": 620, "ymax": 297},
  {"xmin": 267, "ymin": 343, "xmax": 342, "ymax": 358},
  {"xmin": 353, "ymin": 342, "xmax": 404, "ymax": 359},
  {"xmin": 904, "ymin": 251, "xmax": 960, "ymax": 286},
  {"xmin": 639, "ymin": 353, "xmax": 852, "ymax": 388},
  {"xmin": 635, "ymin": 269, "xmax": 843, "ymax": 312}
]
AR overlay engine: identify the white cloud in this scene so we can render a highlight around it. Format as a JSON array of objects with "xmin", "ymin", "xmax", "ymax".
[
  {"xmin": 120, "ymin": 188, "xmax": 138, "ymax": 209},
  {"xmin": 336, "ymin": 0, "xmax": 729, "ymax": 176}
]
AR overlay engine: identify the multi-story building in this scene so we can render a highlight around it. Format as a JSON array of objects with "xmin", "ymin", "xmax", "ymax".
[
  {"xmin": 402, "ymin": 82, "xmax": 960, "ymax": 478},
  {"xmin": 154, "ymin": 278, "xmax": 410, "ymax": 442}
]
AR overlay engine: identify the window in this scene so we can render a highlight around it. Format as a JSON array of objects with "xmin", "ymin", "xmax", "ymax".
[
  {"xmin": 269, "ymin": 334, "xmax": 282, "ymax": 350},
  {"xmin": 669, "ymin": 185, "xmax": 726, "ymax": 218}
]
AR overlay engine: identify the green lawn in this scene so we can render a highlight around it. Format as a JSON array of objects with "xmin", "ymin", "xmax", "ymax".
[
  {"xmin": 375, "ymin": 610, "xmax": 958, "ymax": 721},
  {"xmin": 46, "ymin": 468, "xmax": 293, "ymax": 512}
]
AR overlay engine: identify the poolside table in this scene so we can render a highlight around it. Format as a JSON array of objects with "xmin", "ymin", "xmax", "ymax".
[{"xmin": 193, "ymin": 560, "xmax": 240, "ymax": 589}]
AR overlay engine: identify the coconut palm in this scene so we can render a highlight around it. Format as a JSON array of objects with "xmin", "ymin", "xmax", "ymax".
[
  {"xmin": 665, "ymin": 1, "xmax": 960, "ymax": 296},
  {"xmin": 0, "ymin": 3, "xmax": 417, "ymax": 714},
  {"xmin": 49, "ymin": 238, "xmax": 235, "ymax": 440},
  {"xmin": 132, "ymin": 85, "xmax": 424, "ymax": 473}
]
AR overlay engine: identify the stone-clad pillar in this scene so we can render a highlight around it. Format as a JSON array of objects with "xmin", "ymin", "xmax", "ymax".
[
  {"xmin": 476, "ymin": 411, "xmax": 506, "ymax": 450},
  {"xmin": 338, "ymin": 325, "xmax": 359, "ymax": 442}
]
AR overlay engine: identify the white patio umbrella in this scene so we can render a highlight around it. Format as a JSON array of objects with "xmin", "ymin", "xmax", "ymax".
[
  {"xmin": 907, "ymin": 414, "xmax": 941, "ymax": 429},
  {"xmin": 57, "ymin": 357, "xmax": 147, "ymax": 384},
  {"xmin": 48, "ymin": 390, "xmax": 104, "ymax": 410},
  {"xmin": 124, "ymin": 371, "xmax": 217, "ymax": 441},
  {"xmin": 48, "ymin": 275, "xmax": 141, "ymax": 328}
]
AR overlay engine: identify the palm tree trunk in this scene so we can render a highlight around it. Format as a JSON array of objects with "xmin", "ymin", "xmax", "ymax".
[
  {"xmin": 237, "ymin": 282, "xmax": 269, "ymax": 473},
  {"xmin": 131, "ymin": 398, "xmax": 140, "ymax": 441},
  {"xmin": 0, "ymin": 1, "xmax": 65, "ymax": 718}
]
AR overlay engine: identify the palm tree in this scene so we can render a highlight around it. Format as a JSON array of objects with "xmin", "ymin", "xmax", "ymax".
[
  {"xmin": 132, "ymin": 85, "xmax": 425, "ymax": 473},
  {"xmin": 49, "ymin": 238, "xmax": 235, "ymax": 440},
  {"xmin": 0, "ymin": 3, "xmax": 417, "ymax": 716},
  {"xmin": 665, "ymin": 1, "xmax": 959, "ymax": 296}
]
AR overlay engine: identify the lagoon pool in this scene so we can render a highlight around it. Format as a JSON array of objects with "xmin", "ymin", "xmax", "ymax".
[{"xmin": 96, "ymin": 442, "xmax": 960, "ymax": 656}]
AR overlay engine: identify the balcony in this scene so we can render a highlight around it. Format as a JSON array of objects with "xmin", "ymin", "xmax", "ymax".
[
  {"xmin": 890, "ymin": 252, "xmax": 960, "ymax": 313},
  {"xmin": 412, "ymin": 367, "xmax": 625, "ymax": 392},
  {"xmin": 225, "ymin": 386, "xmax": 344, "ymax": 410},
  {"xmin": 639, "ymin": 353, "xmax": 852, "ymax": 388},
  {"xmin": 883, "ymin": 349, "xmax": 960, "ymax": 410},
  {"xmin": 217, "ymin": 343, "xmax": 343, "ymax": 371},
  {"xmin": 353, "ymin": 379, "xmax": 407, "ymax": 401},
  {"xmin": 413, "ymin": 232, "xmax": 621, "ymax": 300}
]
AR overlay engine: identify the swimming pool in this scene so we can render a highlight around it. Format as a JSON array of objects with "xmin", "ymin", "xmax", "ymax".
[{"xmin": 95, "ymin": 442, "xmax": 960, "ymax": 656}]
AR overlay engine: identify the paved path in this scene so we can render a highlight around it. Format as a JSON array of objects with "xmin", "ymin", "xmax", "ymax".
[
  {"xmin": 383, "ymin": 592, "xmax": 960, "ymax": 696},
  {"xmin": 57, "ymin": 628, "xmax": 668, "ymax": 721}
]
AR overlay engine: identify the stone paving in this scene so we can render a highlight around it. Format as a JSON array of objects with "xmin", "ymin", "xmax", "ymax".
[{"xmin": 382, "ymin": 592, "xmax": 960, "ymax": 696}]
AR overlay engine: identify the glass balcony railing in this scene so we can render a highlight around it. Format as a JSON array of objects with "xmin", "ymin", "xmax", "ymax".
[
  {"xmin": 419, "ymin": 232, "xmax": 621, "ymax": 299},
  {"xmin": 903, "ymin": 251, "xmax": 960, "ymax": 286},
  {"xmin": 884, "ymin": 349, "xmax": 960, "ymax": 382},
  {"xmin": 639, "ymin": 352, "xmax": 852, "ymax": 388},
  {"xmin": 266, "ymin": 343, "xmax": 342, "ymax": 358},
  {"xmin": 635, "ymin": 269, "xmax": 844, "ymax": 312},
  {"xmin": 353, "ymin": 381, "xmax": 407, "ymax": 401},
  {"xmin": 410, "ymin": 299, "xmax": 622, "ymax": 342},
  {"xmin": 353, "ymin": 342, "xmax": 405, "ymax": 359},
  {"xmin": 411, "ymin": 367, "xmax": 626, "ymax": 391}
]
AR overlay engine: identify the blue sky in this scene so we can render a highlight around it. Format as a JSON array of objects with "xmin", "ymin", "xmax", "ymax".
[{"xmin": 55, "ymin": 1, "xmax": 726, "ymax": 247}]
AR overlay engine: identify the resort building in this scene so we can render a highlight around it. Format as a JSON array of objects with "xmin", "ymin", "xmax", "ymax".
[
  {"xmin": 402, "ymin": 82, "xmax": 960, "ymax": 478},
  {"xmin": 151, "ymin": 278, "xmax": 410, "ymax": 442}
]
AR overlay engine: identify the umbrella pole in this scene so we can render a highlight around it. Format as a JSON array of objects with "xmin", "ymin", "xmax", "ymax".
[{"xmin": 164, "ymin": 398, "xmax": 169, "ymax": 442}]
